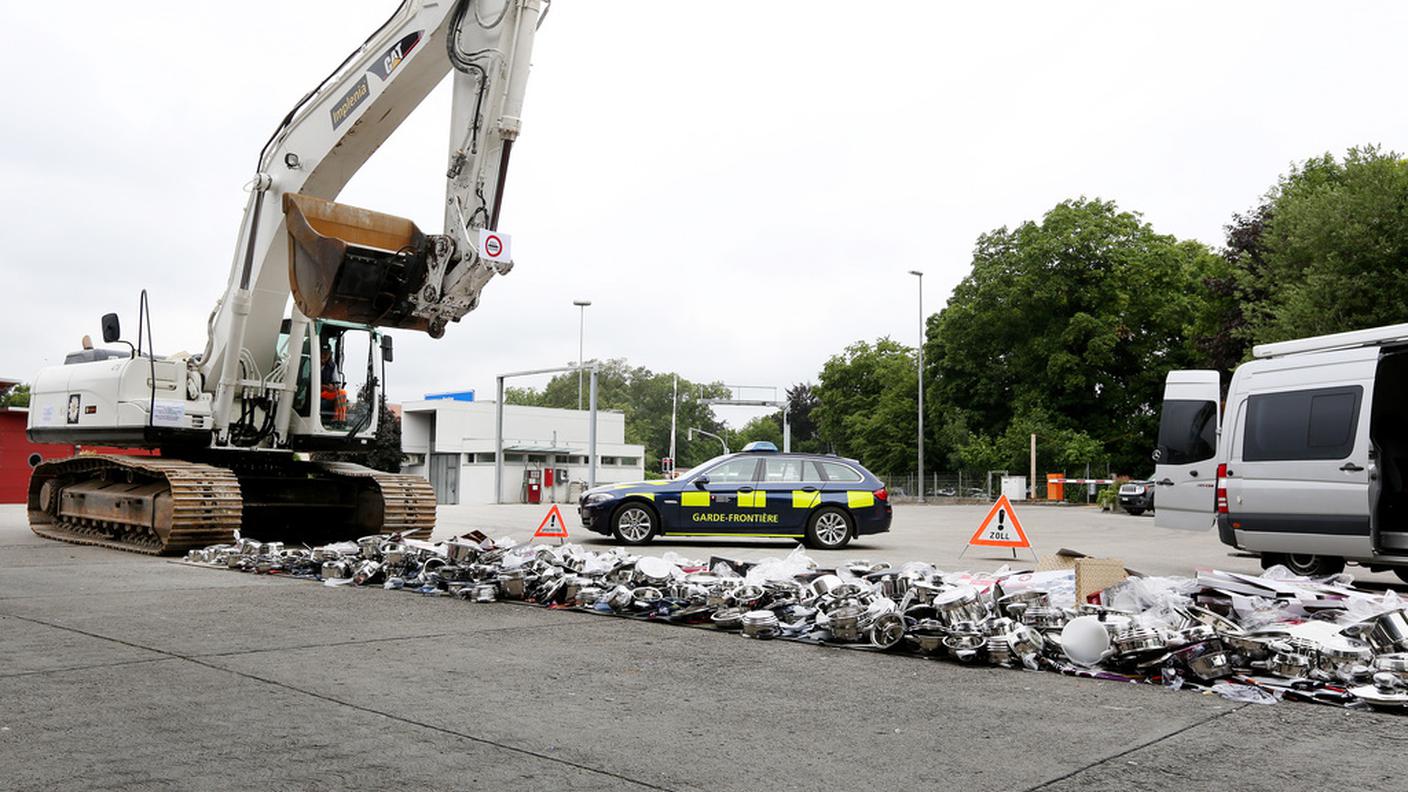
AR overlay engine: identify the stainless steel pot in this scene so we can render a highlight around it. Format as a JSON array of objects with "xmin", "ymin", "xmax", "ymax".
[
  {"xmin": 497, "ymin": 568, "xmax": 527, "ymax": 600},
  {"xmin": 931, "ymin": 585, "xmax": 988, "ymax": 627},
  {"xmin": 1022, "ymin": 606, "xmax": 1068, "ymax": 631},
  {"xmin": 742, "ymin": 610, "xmax": 780, "ymax": 639},
  {"xmin": 869, "ymin": 612, "xmax": 905, "ymax": 650},
  {"xmin": 634, "ymin": 556, "xmax": 675, "ymax": 586},
  {"xmin": 357, "ymin": 535, "xmax": 382, "ymax": 559},
  {"xmin": 1112, "ymin": 627, "xmax": 1165, "ymax": 656},
  {"xmin": 731, "ymin": 585, "xmax": 766, "ymax": 609},
  {"xmin": 1266, "ymin": 650, "xmax": 1314, "ymax": 679},
  {"xmin": 1358, "ymin": 609, "xmax": 1408, "ymax": 654},
  {"xmin": 445, "ymin": 539, "xmax": 479, "ymax": 565},
  {"xmin": 828, "ymin": 605, "xmax": 864, "ymax": 642},
  {"xmin": 711, "ymin": 607, "xmax": 745, "ymax": 630},
  {"xmin": 321, "ymin": 560, "xmax": 350, "ymax": 579},
  {"xmin": 473, "ymin": 583, "xmax": 497, "ymax": 603},
  {"xmin": 1165, "ymin": 638, "xmax": 1232, "ymax": 680},
  {"xmin": 997, "ymin": 590, "xmax": 1049, "ymax": 619}
]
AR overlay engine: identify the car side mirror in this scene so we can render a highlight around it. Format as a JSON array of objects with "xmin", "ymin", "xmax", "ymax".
[
  {"xmin": 101, "ymin": 313, "xmax": 121, "ymax": 344},
  {"xmin": 1151, "ymin": 447, "xmax": 1163, "ymax": 463},
  {"xmin": 380, "ymin": 335, "xmax": 394, "ymax": 363},
  {"xmin": 693, "ymin": 475, "xmax": 710, "ymax": 489}
]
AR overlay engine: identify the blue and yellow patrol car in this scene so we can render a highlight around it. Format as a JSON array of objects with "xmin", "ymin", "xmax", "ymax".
[{"xmin": 578, "ymin": 442, "xmax": 892, "ymax": 550}]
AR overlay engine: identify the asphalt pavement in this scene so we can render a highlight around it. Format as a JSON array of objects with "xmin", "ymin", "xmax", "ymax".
[{"xmin": 3, "ymin": 502, "xmax": 1406, "ymax": 791}]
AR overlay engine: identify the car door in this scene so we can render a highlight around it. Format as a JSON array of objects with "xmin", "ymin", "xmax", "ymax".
[
  {"xmin": 756, "ymin": 456, "xmax": 813, "ymax": 537},
  {"xmin": 1229, "ymin": 382, "xmax": 1371, "ymax": 544},
  {"xmin": 1153, "ymin": 370, "xmax": 1221, "ymax": 530},
  {"xmin": 674, "ymin": 456, "xmax": 761, "ymax": 534}
]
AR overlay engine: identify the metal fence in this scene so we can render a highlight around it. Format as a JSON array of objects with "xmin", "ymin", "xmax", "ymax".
[{"xmin": 882, "ymin": 470, "xmax": 1117, "ymax": 503}]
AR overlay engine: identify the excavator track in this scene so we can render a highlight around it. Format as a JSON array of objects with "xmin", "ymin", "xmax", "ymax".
[
  {"xmin": 316, "ymin": 462, "xmax": 436, "ymax": 539},
  {"xmin": 28, "ymin": 456, "xmax": 436, "ymax": 555},
  {"xmin": 28, "ymin": 456, "xmax": 243, "ymax": 556}
]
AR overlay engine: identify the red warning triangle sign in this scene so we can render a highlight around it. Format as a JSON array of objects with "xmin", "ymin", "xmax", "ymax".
[
  {"xmin": 533, "ymin": 504, "xmax": 570, "ymax": 539},
  {"xmin": 967, "ymin": 495, "xmax": 1031, "ymax": 548}
]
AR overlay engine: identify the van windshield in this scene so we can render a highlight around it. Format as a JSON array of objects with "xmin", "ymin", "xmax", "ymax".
[{"xmin": 1158, "ymin": 400, "xmax": 1217, "ymax": 464}]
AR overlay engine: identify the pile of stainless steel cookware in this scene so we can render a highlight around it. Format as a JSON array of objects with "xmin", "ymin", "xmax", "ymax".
[{"xmin": 184, "ymin": 535, "xmax": 1408, "ymax": 712}]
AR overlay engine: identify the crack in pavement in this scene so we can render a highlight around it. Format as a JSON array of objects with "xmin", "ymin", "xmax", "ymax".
[
  {"xmin": 1, "ymin": 611, "xmax": 685, "ymax": 792},
  {"xmin": 1017, "ymin": 702, "xmax": 1251, "ymax": 792},
  {"xmin": 0, "ymin": 657, "xmax": 171, "ymax": 680}
]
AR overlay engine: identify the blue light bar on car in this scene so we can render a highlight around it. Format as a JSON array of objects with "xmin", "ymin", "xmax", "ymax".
[{"xmin": 741, "ymin": 441, "xmax": 779, "ymax": 453}]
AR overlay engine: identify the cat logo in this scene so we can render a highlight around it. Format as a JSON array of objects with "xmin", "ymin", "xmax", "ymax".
[{"xmin": 368, "ymin": 31, "xmax": 423, "ymax": 81}]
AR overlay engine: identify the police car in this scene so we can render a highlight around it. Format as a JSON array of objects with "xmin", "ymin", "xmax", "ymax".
[{"xmin": 578, "ymin": 442, "xmax": 892, "ymax": 550}]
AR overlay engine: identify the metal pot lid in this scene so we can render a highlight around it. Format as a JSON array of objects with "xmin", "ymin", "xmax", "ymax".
[
  {"xmin": 635, "ymin": 556, "xmax": 675, "ymax": 582},
  {"xmin": 711, "ymin": 607, "xmax": 746, "ymax": 627},
  {"xmin": 931, "ymin": 585, "xmax": 980, "ymax": 608},
  {"xmin": 1183, "ymin": 605, "xmax": 1245, "ymax": 636}
]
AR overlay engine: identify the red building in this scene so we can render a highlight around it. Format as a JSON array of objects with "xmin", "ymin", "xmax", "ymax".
[{"xmin": 0, "ymin": 379, "xmax": 73, "ymax": 504}]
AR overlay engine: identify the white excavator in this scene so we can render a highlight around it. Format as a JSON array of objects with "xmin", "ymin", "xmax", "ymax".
[{"xmin": 24, "ymin": 0, "xmax": 546, "ymax": 554}]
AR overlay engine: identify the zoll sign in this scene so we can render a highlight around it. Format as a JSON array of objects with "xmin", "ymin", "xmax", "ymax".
[{"xmin": 479, "ymin": 229, "xmax": 512, "ymax": 263}]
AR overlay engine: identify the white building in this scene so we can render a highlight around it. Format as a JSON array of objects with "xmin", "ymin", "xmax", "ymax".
[{"xmin": 400, "ymin": 398, "xmax": 646, "ymax": 504}]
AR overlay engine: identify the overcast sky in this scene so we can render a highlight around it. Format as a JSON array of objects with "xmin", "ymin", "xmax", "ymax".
[{"xmin": 4, "ymin": 1, "xmax": 1407, "ymax": 426}]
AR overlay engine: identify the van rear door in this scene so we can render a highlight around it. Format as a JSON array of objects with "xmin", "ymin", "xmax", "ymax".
[{"xmin": 1154, "ymin": 370, "xmax": 1221, "ymax": 530}]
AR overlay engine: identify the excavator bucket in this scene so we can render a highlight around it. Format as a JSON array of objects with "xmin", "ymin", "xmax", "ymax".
[{"xmin": 284, "ymin": 193, "xmax": 435, "ymax": 332}]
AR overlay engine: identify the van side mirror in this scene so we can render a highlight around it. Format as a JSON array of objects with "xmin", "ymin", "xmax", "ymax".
[
  {"xmin": 693, "ymin": 475, "xmax": 710, "ymax": 489},
  {"xmin": 101, "ymin": 313, "xmax": 121, "ymax": 344},
  {"xmin": 380, "ymin": 335, "xmax": 394, "ymax": 363}
]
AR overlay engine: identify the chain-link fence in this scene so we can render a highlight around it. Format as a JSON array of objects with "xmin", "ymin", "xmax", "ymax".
[{"xmin": 881, "ymin": 468, "xmax": 1119, "ymax": 503}]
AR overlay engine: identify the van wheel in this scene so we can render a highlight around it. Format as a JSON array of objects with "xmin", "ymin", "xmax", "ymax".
[
  {"xmin": 805, "ymin": 507, "xmax": 853, "ymax": 550},
  {"xmin": 1263, "ymin": 553, "xmax": 1345, "ymax": 577}
]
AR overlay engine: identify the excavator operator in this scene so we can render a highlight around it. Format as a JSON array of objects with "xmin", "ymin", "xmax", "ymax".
[{"xmin": 320, "ymin": 341, "xmax": 348, "ymax": 426}]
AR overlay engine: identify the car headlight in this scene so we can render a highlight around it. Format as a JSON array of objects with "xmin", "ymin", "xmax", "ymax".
[{"xmin": 584, "ymin": 492, "xmax": 613, "ymax": 506}]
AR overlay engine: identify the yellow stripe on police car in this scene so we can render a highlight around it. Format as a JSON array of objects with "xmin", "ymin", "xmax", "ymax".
[
  {"xmin": 791, "ymin": 490, "xmax": 821, "ymax": 509},
  {"xmin": 847, "ymin": 491, "xmax": 875, "ymax": 508},
  {"xmin": 737, "ymin": 491, "xmax": 766, "ymax": 508},
  {"xmin": 681, "ymin": 491, "xmax": 710, "ymax": 508}
]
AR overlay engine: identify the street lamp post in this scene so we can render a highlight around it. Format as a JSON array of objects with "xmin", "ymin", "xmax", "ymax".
[
  {"xmin": 909, "ymin": 270, "xmax": 924, "ymax": 503},
  {"xmin": 573, "ymin": 300, "xmax": 591, "ymax": 409}
]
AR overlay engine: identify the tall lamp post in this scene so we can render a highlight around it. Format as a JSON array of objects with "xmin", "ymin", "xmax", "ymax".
[
  {"xmin": 573, "ymin": 299, "xmax": 591, "ymax": 409},
  {"xmin": 908, "ymin": 270, "xmax": 925, "ymax": 503}
]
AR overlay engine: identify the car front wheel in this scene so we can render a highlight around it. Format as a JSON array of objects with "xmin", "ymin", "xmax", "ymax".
[
  {"xmin": 611, "ymin": 502, "xmax": 657, "ymax": 545},
  {"xmin": 805, "ymin": 507, "xmax": 853, "ymax": 550},
  {"xmin": 1124, "ymin": 507, "xmax": 1145, "ymax": 517}
]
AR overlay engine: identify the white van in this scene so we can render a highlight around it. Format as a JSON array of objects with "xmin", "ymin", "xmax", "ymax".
[{"xmin": 1154, "ymin": 323, "xmax": 1408, "ymax": 583}]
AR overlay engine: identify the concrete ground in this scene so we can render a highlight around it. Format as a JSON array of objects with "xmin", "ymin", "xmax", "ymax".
[{"xmin": 3, "ymin": 502, "xmax": 1406, "ymax": 791}]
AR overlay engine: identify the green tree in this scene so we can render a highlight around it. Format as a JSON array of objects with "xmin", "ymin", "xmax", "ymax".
[
  {"xmin": 0, "ymin": 383, "xmax": 29, "ymax": 409},
  {"xmin": 814, "ymin": 338, "xmax": 918, "ymax": 476},
  {"xmin": 1235, "ymin": 145, "xmax": 1408, "ymax": 344},
  {"xmin": 503, "ymin": 360, "xmax": 730, "ymax": 470},
  {"xmin": 927, "ymin": 198, "xmax": 1225, "ymax": 473},
  {"xmin": 727, "ymin": 414, "xmax": 784, "ymax": 450}
]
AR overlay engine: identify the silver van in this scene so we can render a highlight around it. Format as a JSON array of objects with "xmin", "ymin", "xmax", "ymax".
[{"xmin": 1154, "ymin": 323, "xmax": 1408, "ymax": 582}]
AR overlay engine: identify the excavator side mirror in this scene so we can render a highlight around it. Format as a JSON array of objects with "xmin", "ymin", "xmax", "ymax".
[
  {"xmin": 380, "ymin": 335, "xmax": 394, "ymax": 363},
  {"xmin": 101, "ymin": 313, "xmax": 121, "ymax": 344}
]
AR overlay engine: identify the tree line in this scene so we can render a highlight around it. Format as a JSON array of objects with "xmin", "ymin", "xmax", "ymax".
[{"xmin": 508, "ymin": 146, "xmax": 1408, "ymax": 479}]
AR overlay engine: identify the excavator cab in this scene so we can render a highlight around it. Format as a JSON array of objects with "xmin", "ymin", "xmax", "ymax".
[{"xmin": 284, "ymin": 193, "xmax": 439, "ymax": 335}]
